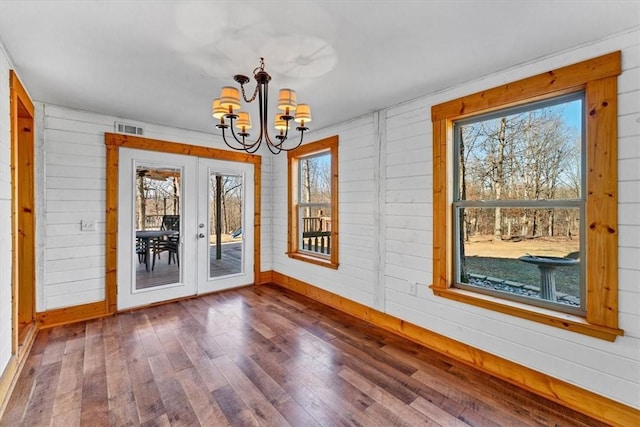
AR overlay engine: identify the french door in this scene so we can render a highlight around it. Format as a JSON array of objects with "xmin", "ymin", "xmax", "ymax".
[
  {"xmin": 197, "ymin": 158, "xmax": 254, "ymax": 294},
  {"xmin": 117, "ymin": 148, "xmax": 254, "ymax": 310}
]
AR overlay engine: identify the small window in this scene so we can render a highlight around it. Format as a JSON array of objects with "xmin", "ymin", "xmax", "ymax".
[
  {"xmin": 453, "ymin": 94, "xmax": 584, "ymax": 315},
  {"xmin": 288, "ymin": 136, "xmax": 339, "ymax": 269}
]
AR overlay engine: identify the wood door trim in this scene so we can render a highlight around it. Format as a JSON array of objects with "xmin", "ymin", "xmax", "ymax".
[
  {"xmin": 104, "ymin": 133, "xmax": 262, "ymax": 314},
  {"xmin": 4, "ymin": 70, "xmax": 36, "ymax": 419},
  {"xmin": 9, "ymin": 71, "xmax": 35, "ymax": 349}
]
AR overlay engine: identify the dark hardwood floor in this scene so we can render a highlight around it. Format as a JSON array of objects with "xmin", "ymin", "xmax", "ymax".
[{"xmin": 1, "ymin": 284, "xmax": 608, "ymax": 426}]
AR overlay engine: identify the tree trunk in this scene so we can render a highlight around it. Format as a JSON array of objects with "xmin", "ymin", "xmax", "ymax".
[
  {"xmin": 137, "ymin": 175, "xmax": 146, "ymax": 230},
  {"xmin": 303, "ymin": 159, "xmax": 312, "ymax": 217},
  {"xmin": 216, "ymin": 175, "xmax": 222, "ymax": 260},
  {"xmin": 493, "ymin": 117, "xmax": 507, "ymax": 240},
  {"xmin": 172, "ymin": 177, "xmax": 180, "ymax": 215},
  {"xmin": 458, "ymin": 127, "xmax": 468, "ymax": 282}
]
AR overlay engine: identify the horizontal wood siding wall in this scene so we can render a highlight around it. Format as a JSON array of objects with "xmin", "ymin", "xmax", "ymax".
[
  {"xmin": 385, "ymin": 31, "xmax": 640, "ymax": 410},
  {"xmin": 0, "ymin": 43, "xmax": 12, "ymax": 374},
  {"xmin": 39, "ymin": 105, "xmax": 271, "ymax": 310},
  {"xmin": 271, "ymin": 30, "xmax": 640, "ymax": 409},
  {"xmin": 273, "ymin": 115, "xmax": 377, "ymax": 306}
]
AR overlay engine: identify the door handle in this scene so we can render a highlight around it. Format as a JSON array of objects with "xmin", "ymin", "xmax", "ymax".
[{"xmin": 198, "ymin": 233, "xmax": 206, "ymax": 239}]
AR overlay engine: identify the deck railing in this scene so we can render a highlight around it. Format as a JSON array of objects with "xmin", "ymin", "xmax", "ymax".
[{"xmin": 302, "ymin": 216, "xmax": 331, "ymax": 255}]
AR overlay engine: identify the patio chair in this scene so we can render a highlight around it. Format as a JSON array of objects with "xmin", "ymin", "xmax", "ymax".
[
  {"xmin": 135, "ymin": 237, "xmax": 147, "ymax": 264},
  {"xmin": 151, "ymin": 215, "xmax": 180, "ymax": 270}
]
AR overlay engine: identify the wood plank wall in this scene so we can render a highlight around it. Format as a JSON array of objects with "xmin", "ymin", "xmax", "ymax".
[
  {"xmin": 270, "ymin": 30, "xmax": 640, "ymax": 411},
  {"xmin": 38, "ymin": 107, "xmax": 273, "ymax": 313}
]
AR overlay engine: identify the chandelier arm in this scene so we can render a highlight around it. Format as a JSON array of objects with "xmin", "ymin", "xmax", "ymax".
[
  {"xmin": 220, "ymin": 128, "xmax": 251, "ymax": 151},
  {"xmin": 227, "ymin": 116, "xmax": 262, "ymax": 150},
  {"xmin": 277, "ymin": 130, "xmax": 305, "ymax": 151},
  {"xmin": 266, "ymin": 143, "xmax": 282, "ymax": 155},
  {"xmin": 220, "ymin": 119, "xmax": 262, "ymax": 152}
]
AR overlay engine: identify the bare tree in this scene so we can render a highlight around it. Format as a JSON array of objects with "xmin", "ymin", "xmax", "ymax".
[{"xmin": 459, "ymin": 103, "xmax": 580, "ymax": 240}]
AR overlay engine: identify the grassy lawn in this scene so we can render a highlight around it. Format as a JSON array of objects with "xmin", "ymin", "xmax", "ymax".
[{"xmin": 464, "ymin": 256, "xmax": 580, "ymax": 297}]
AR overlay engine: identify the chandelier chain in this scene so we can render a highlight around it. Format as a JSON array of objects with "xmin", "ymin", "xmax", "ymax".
[{"xmin": 240, "ymin": 82, "xmax": 259, "ymax": 103}]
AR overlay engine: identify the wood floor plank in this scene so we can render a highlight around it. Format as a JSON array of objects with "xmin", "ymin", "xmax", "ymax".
[
  {"xmin": 134, "ymin": 312, "xmax": 164, "ymax": 357},
  {"xmin": 211, "ymin": 383, "xmax": 260, "ymax": 427},
  {"xmin": 22, "ymin": 361, "xmax": 62, "ymax": 426},
  {"xmin": 287, "ymin": 352, "xmax": 380, "ymax": 426},
  {"xmin": 51, "ymin": 348, "xmax": 83, "ymax": 418},
  {"xmin": 229, "ymin": 351, "xmax": 291, "ymax": 408},
  {"xmin": 153, "ymin": 326, "xmax": 194, "ymax": 373},
  {"xmin": 411, "ymin": 396, "xmax": 471, "ymax": 427},
  {"xmin": 174, "ymin": 330, "xmax": 229, "ymax": 392},
  {"xmin": 412, "ymin": 366, "xmax": 548, "ymax": 426},
  {"xmin": 213, "ymin": 354, "xmax": 291, "ymax": 426},
  {"xmin": 29, "ymin": 328, "xmax": 51, "ymax": 356},
  {"xmin": 339, "ymin": 366, "xmax": 441, "ymax": 426},
  {"xmin": 274, "ymin": 397, "xmax": 321, "ymax": 427},
  {"xmin": 131, "ymin": 379, "xmax": 166, "ymax": 425},
  {"xmin": 51, "ymin": 406, "xmax": 82, "ymax": 427},
  {"xmin": 80, "ymin": 332, "xmax": 109, "ymax": 425},
  {"xmin": 155, "ymin": 377, "xmax": 200, "ymax": 427},
  {"xmin": 175, "ymin": 367, "xmax": 230, "ymax": 427},
  {"xmin": 108, "ymin": 390, "xmax": 139, "ymax": 427},
  {"xmin": 40, "ymin": 335, "xmax": 66, "ymax": 366},
  {"xmin": 104, "ymin": 334, "xmax": 133, "ymax": 399},
  {"xmin": 140, "ymin": 412, "xmax": 171, "ymax": 427},
  {"xmin": 1, "ymin": 284, "xmax": 610, "ymax": 427},
  {"xmin": 0, "ymin": 353, "xmax": 42, "ymax": 426},
  {"xmin": 249, "ymin": 350, "xmax": 349, "ymax": 426}
]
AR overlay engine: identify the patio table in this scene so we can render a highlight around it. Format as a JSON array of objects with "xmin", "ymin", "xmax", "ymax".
[{"xmin": 136, "ymin": 230, "xmax": 179, "ymax": 272}]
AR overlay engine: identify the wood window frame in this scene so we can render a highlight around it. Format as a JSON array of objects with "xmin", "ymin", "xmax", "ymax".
[
  {"xmin": 287, "ymin": 135, "xmax": 339, "ymax": 269},
  {"xmin": 430, "ymin": 52, "xmax": 623, "ymax": 341}
]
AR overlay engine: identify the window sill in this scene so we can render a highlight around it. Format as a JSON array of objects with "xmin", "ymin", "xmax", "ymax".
[
  {"xmin": 430, "ymin": 286, "xmax": 623, "ymax": 342},
  {"xmin": 287, "ymin": 252, "xmax": 339, "ymax": 270}
]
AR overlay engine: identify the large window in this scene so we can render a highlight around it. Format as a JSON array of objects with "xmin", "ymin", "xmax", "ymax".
[
  {"xmin": 431, "ymin": 52, "xmax": 622, "ymax": 341},
  {"xmin": 288, "ymin": 135, "xmax": 339, "ymax": 269},
  {"xmin": 454, "ymin": 94, "xmax": 585, "ymax": 315}
]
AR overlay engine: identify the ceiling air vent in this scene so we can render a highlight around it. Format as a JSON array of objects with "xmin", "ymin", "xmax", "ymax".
[{"xmin": 115, "ymin": 122, "xmax": 144, "ymax": 136}]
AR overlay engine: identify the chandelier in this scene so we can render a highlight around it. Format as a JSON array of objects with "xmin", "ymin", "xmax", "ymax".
[{"xmin": 212, "ymin": 58, "xmax": 311, "ymax": 154}]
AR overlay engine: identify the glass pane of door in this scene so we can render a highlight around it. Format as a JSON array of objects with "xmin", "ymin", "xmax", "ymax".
[
  {"xmin": 135, "ymin": 165, "xmax": 182, "ymax": 290},
  {"xmin": 208, "ymin": 173, "xmax": 243, "ymax": 278}
]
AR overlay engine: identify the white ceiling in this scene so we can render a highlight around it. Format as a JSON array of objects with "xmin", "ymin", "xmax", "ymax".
[{"xmin": 1, "ymin": 1, "xmax": 638, "ymax": 135}]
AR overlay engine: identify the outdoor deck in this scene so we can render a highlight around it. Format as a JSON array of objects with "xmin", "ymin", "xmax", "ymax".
[{"xmin": 136, "ymin": 242, "xmax": 242, "ymax": 289}]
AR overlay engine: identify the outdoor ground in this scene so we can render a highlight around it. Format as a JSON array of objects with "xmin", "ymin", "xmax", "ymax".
[
  {"xmin": 465, "ymin": 235, "xmax": 579, "ymax": 259},
  {"xmin": 463, "ymin": 235, "xmax": 580, "ymax": 297}
]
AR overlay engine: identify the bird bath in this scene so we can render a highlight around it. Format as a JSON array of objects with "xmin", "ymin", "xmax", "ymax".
[{"xmin": 518, "ymin": 255, "xmax": 579, "ymax": 301}]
